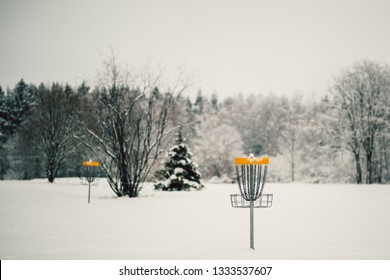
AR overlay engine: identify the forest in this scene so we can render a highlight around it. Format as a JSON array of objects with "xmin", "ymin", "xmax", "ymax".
[{"xmin": 1, "ymin": 58, "xmax": 390, "ymax": 194}]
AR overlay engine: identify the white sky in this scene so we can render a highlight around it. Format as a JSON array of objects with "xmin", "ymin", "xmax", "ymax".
[{"xmin": 1, "ymin": 0, "xmax": 390, "ymax": 99}]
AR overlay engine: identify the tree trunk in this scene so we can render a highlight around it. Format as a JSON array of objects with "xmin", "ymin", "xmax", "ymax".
[
  {"xmin": 120, "ymin": 172, "xmax": 131, "ymax": 196},
  {"xmin": 385, "ymin": 139, "xmax": 390, "ymax": 183},
  {"xmin": 354, "ymin": 152, "xmax": 362, "ymax": 184},
  {"xmin": 47, "ymin": 158, "xmax": 57, "ymax": 183},
  {"xmin": 213, "ymin": 164, "xmax": 221, "ymax": 178},
  {"xmin": 376, "ymin": 139, "xmax": 383, "ymax": 183},
  {"xmin": 291, "ymin": 139, "xmax": 295, "ymax": 182},
  {"xmin": 366, "ymin": 151, "xmax": 373, "ymax": 184},
  {"xmin": 363, "ymin": 133, "xmax": 374, "ymax": 184},
  {"xmin": 48, "ymin": 171, "xmax": 55, "ymax": 183}
]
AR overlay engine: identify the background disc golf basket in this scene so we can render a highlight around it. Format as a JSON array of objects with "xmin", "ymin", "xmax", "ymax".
[
  {"xmin": 81, "ymin": 160, "xmax": 100, "ymax": 204},
  {"xmin": 231, "ymin": 156, "xmax": 273, "ymax": 250}
]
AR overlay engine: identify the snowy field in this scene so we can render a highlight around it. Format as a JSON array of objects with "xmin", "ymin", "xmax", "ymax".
[{"xmin": 0, "ymin": 179, "xmax": 389, "ymax": 260}]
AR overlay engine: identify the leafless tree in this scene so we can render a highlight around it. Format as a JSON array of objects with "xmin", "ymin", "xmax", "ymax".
[
  {"xmin": 332, "ymin": 60, "xmax": 390, "ymax": 184},
  {"xmin": 75, "ymin": 55, "xmax": 187, "ymax": 197},
  {"xmin": 28, "ymin": 83, "xmax": 81, "ymax": 182}
]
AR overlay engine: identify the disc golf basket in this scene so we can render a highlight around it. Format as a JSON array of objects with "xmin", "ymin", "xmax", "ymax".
[
  {"xmin": 230, "ymin": 155, "xmax": 273, "ymax": 249},
  {"xmin": 81, "ymin": 160, "xmax": 100, "ymax": 204}
]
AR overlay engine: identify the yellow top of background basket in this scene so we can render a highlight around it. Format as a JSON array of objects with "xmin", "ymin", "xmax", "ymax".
[{"xmin": 234, "ymin": 157, "xmax": 269, "ymax": 165}]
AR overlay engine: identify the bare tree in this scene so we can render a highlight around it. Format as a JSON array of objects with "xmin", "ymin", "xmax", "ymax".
[
  {"xmin": 332, "ymin": 60, "xmax": 390, "ymax": 184},
  {"xmin": 28, "ymin": 83, "xmax": 81, "ymax": 183},
  {"xmin": 75, "ymin": 56, "xmax": 186, "ymax": 197}
]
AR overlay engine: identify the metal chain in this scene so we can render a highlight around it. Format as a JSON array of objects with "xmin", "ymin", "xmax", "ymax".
[{"xmin": 236, "ymin": 163, "xmax": 268, "ymax": 202}]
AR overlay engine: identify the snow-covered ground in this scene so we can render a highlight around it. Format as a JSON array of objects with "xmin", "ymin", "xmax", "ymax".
[{"xmin": 0, "ymin": 179, "xmax": 389, "ymax": 260}]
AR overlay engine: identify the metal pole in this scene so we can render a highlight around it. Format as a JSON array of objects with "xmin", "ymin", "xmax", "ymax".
[
  {"xmin": 88, "ymin": 181, "xmax": 91, "ymax": 204},
  {"xmin": 250, "ymin": 200, "xmax": 254, "ymax": 249}
]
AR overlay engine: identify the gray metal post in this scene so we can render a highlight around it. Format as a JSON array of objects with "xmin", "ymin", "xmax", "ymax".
[
  {"xmin": 88, "ymin": 181, "xmax": 91, "ymax": 204},
  {"xmin": 250, "ymin": 200, "xmax": 254, "ymax": 249}
]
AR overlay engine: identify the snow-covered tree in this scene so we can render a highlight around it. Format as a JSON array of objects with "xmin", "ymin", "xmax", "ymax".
[
  {"xmin": 0, "ymin": 80, "xmax": 36, "ymax": 179},
  {"xmin": 331, "ymin": 60, "xmax": 390, "ymax": 184},
  {"xmin": 155, "ymin": 127, "xmax": 204, "ymax": 191},
  {"xmin": 0, "ymin": 133, "xmax": 9, "ymax": 179},
  {"xmin": 278, "ymin": 94, "xmax": 306, "ymax": 182},
  {"xmin": 0, "ymin": 79, "xmax": 35, "ymax": 136},
  {"xmin": 193, "ymin": 113, "xmax": 243, "ymax": 180}
]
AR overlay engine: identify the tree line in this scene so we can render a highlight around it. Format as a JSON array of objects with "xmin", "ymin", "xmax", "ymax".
[{"xmin": 1, "ymin": 58, "xmax": 389, "ymax": 194}]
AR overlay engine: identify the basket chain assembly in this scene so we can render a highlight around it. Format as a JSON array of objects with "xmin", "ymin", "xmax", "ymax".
[{"xmin": 236, "ymin": 164, "xmax": 268, "ymax": 201}]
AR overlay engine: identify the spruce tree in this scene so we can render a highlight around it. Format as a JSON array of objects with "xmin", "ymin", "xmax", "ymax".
[{"xmin": 155, "ymin": 127, "xmax": 204, "ymax": 191}]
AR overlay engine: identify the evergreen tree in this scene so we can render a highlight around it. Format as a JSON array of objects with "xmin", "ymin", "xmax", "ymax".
[
  {"xmin": 0, "ymin": 87, "xmax": 9, "ymax": 177},
  {"xmin": 77, "ymin": 81, "xmax": 90, "ymax": 96},
  {"xmin": 211, "ymin": 92, "xmax": 219, "ymax": 112},
  {"xmin": 193, "ymin": 90, "xmax": 205, "ymax": 114},
  {"xmin": 155, "ymin": 127, "xmax": 204, "ymax": 191},
  {"xmin": 0, "ymin": 80, "xmax": 36, "ymax": 179}
]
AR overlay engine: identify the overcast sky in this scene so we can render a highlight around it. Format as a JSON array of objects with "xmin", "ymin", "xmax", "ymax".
[{"xmin": 1, "ymin": 0, "xmax": 390, "ymax": 99}]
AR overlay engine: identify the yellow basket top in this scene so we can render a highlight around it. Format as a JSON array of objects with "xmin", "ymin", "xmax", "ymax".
[
  {"xmin": 234, "ymin": 157, "xmax": 269, "ymax": 165},
  {"xmin": 82, "ymin": 161, "xmax": 100, "ymax": 167}
]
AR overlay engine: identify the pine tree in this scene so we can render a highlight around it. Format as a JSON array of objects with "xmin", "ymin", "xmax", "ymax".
[{"xmin": 155, "ymin": 127, "xmax": 204, "ymax": 191}]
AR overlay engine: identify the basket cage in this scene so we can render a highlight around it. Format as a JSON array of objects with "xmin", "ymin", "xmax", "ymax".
[
  {"xmin": 231, "ymin": 194, "xmax": 273, "ymax": 208},
  {"xmin": 235, "ymin": 164, "xmax": 268, "ymax": 201},
  {"xmin": 80, "ymin": 177, "xmax": 100, "ymax": 186},
  {"xmin": 81, "ymin": 166, "xmax": 97, "ymax": 183}
]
